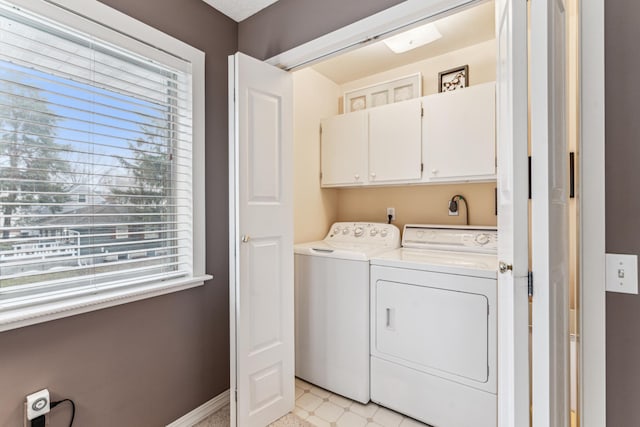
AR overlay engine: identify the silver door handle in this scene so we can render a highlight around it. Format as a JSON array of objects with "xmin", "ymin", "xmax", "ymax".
[
  {"xmin": 385, "ymin": 308, "xmax": 394, "ymax": 329},
  {"xmin": 499, "ymin": 261, "xmax": 513, "ymax": 274},
  {"xmin": 241, "ymin": 235, "xmax": 251, "ymax": 243}
]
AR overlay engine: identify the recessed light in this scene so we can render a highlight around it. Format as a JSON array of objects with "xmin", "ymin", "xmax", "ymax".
[{"xmin": 383, "ymin": 23, "xmax": 442, "ymax": 54}]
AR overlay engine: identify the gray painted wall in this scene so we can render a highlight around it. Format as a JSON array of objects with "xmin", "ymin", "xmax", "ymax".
[
  {"xmin": 0, "ymin": 1, "xmax": 236, "ymax": 425},
  {"xmin": 238, "ymin": 0, "xmax": 404, "ymax": 60},
  {"xmin": 605, "ymin": 0, "xmax": 640, "ymax": 425}
]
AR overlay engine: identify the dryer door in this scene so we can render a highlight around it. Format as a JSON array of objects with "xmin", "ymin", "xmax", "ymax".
[{"xmin": 373, "ymin": 274, "xmax": 494, "ymax": 387}]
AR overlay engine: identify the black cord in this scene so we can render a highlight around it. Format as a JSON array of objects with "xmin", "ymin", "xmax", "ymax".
[
  {"xmin": 387, "ymin": 214, "xmax": 392, "ymax": 224},
  {"xmin": 51, "ymin": 399, "xmax": 75, "ymax": 427},
  {"xmin": 31, "ymin": 415, "xmax": 45, "ymax": 427},
  {"xmin": 450, "ymin": 195, "xmax": 469, "ymax": 225}
]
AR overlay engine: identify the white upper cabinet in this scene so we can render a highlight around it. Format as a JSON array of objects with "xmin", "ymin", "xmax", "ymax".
[
  {"xmin": 368, "ymin": 99, "xmax": 422, "ymax": 184},
  {"xmin": 320, "ymin": 82, "xmax": 496, "ymax": 188},
  {"xmin": 321, "ymin": 110, "xmax": 368, "ymax": 186},
  {"xmin": 422, "ymin": 82, "xmax": 496, "ymax": 182}
]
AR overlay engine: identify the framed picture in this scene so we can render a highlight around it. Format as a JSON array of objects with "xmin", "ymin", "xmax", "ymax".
[
  {"xmin": 438, "ymin": 65, "xmax": 469, "ymax": 93},
  {"xmin": 344, "ymin": 73, "xmax": 422, "ymax": 112}
]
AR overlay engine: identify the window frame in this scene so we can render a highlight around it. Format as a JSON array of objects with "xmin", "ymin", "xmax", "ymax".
[{"xmin": 0, "ymin": 0, "xmax": 209, "ymax": 332}]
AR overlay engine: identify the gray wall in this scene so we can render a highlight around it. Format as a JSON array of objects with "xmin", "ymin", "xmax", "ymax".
[
  {"xmin": 0, "ymin": 1, "xmax": 236, "ymax": 425},
  {"xmin": 605, "ymin": 0, "xmax": 640, "ymax": 425},
  {"xmin": 238, "ymin": 0, "xmax": 404, "ymax": 60}
]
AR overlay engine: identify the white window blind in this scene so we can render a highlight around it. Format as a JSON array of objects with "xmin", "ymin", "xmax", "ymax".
[{"xmin": 0, "ymin": 1, "xmax": 195, "ymax": 308}]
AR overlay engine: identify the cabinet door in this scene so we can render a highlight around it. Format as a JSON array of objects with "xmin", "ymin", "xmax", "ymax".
[
  {"xmin": 321, "ymin": 111, "xmax": 368, "ymax": 186},
  {"xmin": 423, "ymin": 82, "xmax": 496, "ymax": 182},
  {"xmin": 368, "ymin": 99, "xmax": 422, "ymax": 183}
]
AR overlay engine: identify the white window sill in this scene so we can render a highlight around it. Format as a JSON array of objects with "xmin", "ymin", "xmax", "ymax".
[{"xmin": 0, "ymin": 275, "xmax": 213, "ymax": 333}]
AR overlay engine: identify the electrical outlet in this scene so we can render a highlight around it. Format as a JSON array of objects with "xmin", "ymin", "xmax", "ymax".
[
  {"xmin": 386, "ymin": 207, "xmax": 395, "ymax": 221},
  {"xmin": 26, "ymin": 389, "xmax": 50, "ymax": 421}
]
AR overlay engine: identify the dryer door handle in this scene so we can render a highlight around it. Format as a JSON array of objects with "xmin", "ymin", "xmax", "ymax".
[{"xmin": 385, "ymin": 307, "xmax": 395, "ymax": 330}]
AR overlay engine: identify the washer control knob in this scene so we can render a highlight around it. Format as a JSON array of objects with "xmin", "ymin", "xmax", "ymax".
[
  {"xmin": 333, "ymin": 227, "xmax": 341, "ymax": 235},
  {"xmin": 342, "ymin": 228, "xmax": 350, "ymax": 235},
  {"xmin": 475, "ymin": 233, "xmax": 490, "ymax": 245},
  {"xmin": 380, "ymin": 229, "xmax": 388, "ymax": 238},
  {"xmin": 354, "ymin": 226, "xmax": 364, "ymax": 237},
  {"xmin": 370, "ymin": 228, "xmax": 378, "ymax": 236}
]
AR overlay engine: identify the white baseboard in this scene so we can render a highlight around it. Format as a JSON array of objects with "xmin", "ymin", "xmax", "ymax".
[{"xmin": 166, "ymin": 389, "xmax": 230, "ymax": 427}]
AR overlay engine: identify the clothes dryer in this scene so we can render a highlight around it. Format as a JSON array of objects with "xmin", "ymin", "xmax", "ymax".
[{"xmin": 369, "ymin": 224, "xmax": 498, "ymax": 427}]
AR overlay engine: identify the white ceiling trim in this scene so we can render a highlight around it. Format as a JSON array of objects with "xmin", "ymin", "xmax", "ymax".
[{"xmin": 200, "ymin": 0, "xmax": 279, "ymax": 21}]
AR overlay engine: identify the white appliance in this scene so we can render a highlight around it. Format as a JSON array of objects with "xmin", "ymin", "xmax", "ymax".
[
  {"xmin": 294, "ymin": 222, "xmax": 400, "ymax": 403},
  {"xmin": 370, "ymin": 224, "xmax": 498, "ymax": 427}
]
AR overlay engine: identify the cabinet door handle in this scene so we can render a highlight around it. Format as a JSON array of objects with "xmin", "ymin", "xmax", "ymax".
[
  {"xmin": 241, "ymin": 235, "xmax": 251, "ymax": 243},
  {"xmin": 431, "ymin": 169, "xmax": 438, "ymax": 175},
  {"xmin": 370, "ymin": 172, "xmax": 376, "ymax": 178},
  {"xmin": 354, "ymin": 174, "xmax": 360, "ymax": 180}
]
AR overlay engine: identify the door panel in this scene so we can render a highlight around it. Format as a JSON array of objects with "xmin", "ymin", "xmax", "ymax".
[
  {"xmin": 230, "ymin": 52, "xmax": 294, "ymax": 427},
  {"xmin": 368, "ymin": 99, "xmax": 422, "ymax": 183},
  {"xmin": 423, "ymin": 82, "xmax": 496, "ymax": 181},
  {"xmin": 248, "ymin": 90, "xmax": 282, "ymax": 202},
  {"xmin": 320, "ymin": 111, "xmax": 368, "ymax": 186},
  {"xmin": 495, "ymin": 0, "xmax": 530, "ymax": 425}
]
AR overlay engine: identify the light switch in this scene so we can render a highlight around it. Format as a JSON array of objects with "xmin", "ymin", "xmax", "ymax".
[{"xmin": 606, "ymin": 253, "xmax": 638, "ymax": 294}]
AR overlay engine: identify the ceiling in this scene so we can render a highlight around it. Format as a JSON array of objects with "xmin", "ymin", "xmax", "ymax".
[
  {"xmin": 201, "ymin": 0, "xmax": 279, "ymax": 21},
  {"xmin": 311, "ymin": 1, "xmax": 495, "ymax": 85}
]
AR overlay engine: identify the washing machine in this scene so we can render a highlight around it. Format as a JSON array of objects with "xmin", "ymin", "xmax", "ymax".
[
  {"xmin": 294, "ymin": 222, "xmax": 400, "ymax": 403},
  {"xmin": 369, "ymin": 224, "xmax": 498, "ymax": 427}
]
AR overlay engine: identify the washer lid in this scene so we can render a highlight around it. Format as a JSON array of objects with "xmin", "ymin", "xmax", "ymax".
[
  {"xmin": 294, "ymin": 240, "xmax": 398, "ymax": 261},
  {"xmin": 402, "ymin": 224, "xmax": 498, "ymax": 254}
]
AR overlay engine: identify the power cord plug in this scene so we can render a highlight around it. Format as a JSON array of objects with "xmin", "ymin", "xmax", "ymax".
[{"xmin": 31, "ymin": 415, "xmax": 45, "ymax": 427}]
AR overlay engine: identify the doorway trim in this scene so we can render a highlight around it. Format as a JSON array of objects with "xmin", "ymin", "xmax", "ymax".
[
  {"xmin": 579, "ymin": 0, "xmax": 606, "ymax": 425},
  {"xmin": 266, "ymin": 0, "xmax": 477, "ymax": 71},
  {"xmin": 253, "ymin": 0, "xmax": 607, "ymax": 425}
]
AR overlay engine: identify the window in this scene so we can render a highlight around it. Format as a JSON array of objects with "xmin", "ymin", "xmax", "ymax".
[{"xmin": 0, "ymin": 0, "xmax": 206, "ymax": 330}]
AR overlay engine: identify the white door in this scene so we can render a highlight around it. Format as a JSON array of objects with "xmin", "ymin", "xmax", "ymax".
[
  {"xmin": 229, "ymin": 52, "xmax": 294, "ymax": 427},
  {"xmin": 495, "ymin": 0, "xmax": 530, "ymax": 426},
  {"xmin": 422, "ymin": 83, "xmax": 496, "ymax": 182},
  {"xmin": 320, "ymin": 111, "xmax": 368, "ymax": 186},
  {"xmin": 530, "ymin": 0, "xmax": 570, "ymax": 425},
  {"xmin": 368, "ymin": 99, "xmax": 422, "ymax": 183}
]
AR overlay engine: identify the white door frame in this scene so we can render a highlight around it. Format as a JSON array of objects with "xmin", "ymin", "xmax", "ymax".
[
  {"xmin": 253, "ymin": 0, "xmax": 606, "ymax": 425},
  {"xmin": 578, "ymin": 0, "xmax": 606, "ymax": 425}
]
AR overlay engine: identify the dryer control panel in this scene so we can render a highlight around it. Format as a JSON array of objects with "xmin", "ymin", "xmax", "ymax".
[
  {"xmin": 326, "ymin": 222, "xmax": 400, "ymax": 247},
  {"xmin": 402, "ymin": 224, "xmax": 498, "ymax": 254}
]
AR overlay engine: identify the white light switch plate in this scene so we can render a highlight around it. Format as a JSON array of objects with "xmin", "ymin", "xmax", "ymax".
[{"xmin": 606, "ymin": 253, "xmax": 638, "ymax": 294}]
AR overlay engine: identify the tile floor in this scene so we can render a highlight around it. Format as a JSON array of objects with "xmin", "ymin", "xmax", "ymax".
[{"xmin": 293, "ymin": 378, "xmax": 430, "ymax": 427}]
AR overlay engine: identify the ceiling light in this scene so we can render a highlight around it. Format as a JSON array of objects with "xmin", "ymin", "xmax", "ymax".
[{"xmin": 383, "ymin": 23, "xmax": 442, "ymax": 54}]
